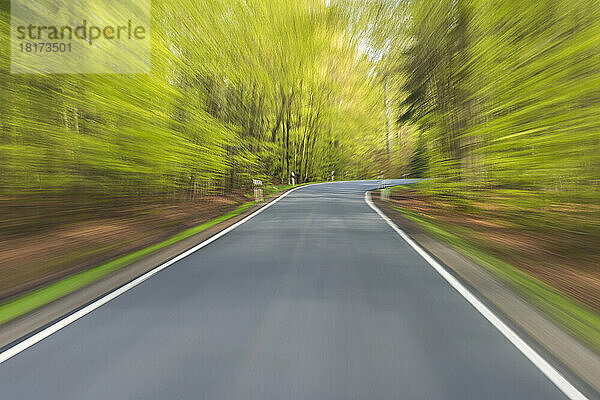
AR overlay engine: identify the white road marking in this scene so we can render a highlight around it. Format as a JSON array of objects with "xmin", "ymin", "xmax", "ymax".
[
  {"xmin": 0, "ymin": 185, "xmax": 308, "ymax": 365},
  {"xmin": 365, "ymin": 191, "xmax": 588, "ymax": 400}
]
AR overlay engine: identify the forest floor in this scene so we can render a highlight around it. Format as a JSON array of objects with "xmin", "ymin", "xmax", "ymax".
[
  {"xmin": 386, "ymin": 187, "xmax": 600, "ymax": 311},
  {"xmin": 0, "ymin": 184, "xmax": 290, "ymax": 305},
  {"xmin": 0, "ymin": 196, "xmax": 245, "ymax": 302},
  {"xmin": 384, "ymin": 186, "xmax": 600, "ymax": 351}
]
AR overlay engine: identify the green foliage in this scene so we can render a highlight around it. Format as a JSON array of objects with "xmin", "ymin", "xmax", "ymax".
[
  {"xmin": 3, "ymin": 0, "xmax": 598, "ymax": 197},
  {"xmin": 1, "ymin": 0, "xmax": 391, "ymax": 202},
  {"xmin": 3, "ymin": 0, "xmax": 598, "ymax": 231},
  {"xmin": 346, "ymin": 0, "xmax": 600, "ymax": 202}
]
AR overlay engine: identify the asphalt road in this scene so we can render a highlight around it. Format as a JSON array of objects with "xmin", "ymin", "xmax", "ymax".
[{"xmin": 0, "ymin": 181, "xmax": 576, "ymax": 399}]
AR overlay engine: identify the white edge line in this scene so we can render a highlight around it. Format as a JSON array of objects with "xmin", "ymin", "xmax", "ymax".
[
  {"xmin": 0, "ymin": 184, "xmax": 310, "ymax": 365},
  {"xmin": 364, "ymin": 191, "xmax": 588, "ymax": 400}
]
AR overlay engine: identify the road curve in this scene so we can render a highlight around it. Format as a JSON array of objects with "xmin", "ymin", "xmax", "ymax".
[{"xmin": 0, "ymin": 181, "xmax": 578, "ymax": 399}]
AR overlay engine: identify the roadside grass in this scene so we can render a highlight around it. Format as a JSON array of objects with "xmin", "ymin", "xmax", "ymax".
[
  {"xmin": 391, "ymin": 204, "xmax": 600, "ymax": 353},
  {"xmin": 0, "ymin": 184, "xmax": 301, "ymax": 326}
]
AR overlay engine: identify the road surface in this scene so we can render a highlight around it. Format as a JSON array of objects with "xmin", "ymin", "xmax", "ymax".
[{"xmin": 0, "ymin": 181, "xmax": 579, "ymax": 399}]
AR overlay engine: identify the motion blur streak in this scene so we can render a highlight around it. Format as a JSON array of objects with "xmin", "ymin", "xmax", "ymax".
[
  {"xmin": 0, "ymin": 182, "xmax": 577, "ymax": 399},
  {"xmin": 0, "ymin": 0, "xmax": 599, "ymax": 396}
]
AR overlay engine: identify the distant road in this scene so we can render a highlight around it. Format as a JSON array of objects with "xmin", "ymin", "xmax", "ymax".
[{"xmin": 0, "ymin": 181, "xmax": 583, "ymax": 399}]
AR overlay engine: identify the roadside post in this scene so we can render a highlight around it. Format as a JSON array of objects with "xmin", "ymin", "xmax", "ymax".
[
  {"xmin": 381, "ymin": 178, "xmax": 390, "ymax": 200},
  {"xmin": 291, "ymin": 171, "xmax": 296, "ymax": 186},
  {"xmin": 253, "ymin": 179, "xmax": 263, "ymax": 202},
  {"xmin": 331, "ymin": 170, "xmax": 335, "ymax": 181}
]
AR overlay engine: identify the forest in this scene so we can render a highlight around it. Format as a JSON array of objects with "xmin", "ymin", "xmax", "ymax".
[
  {"xmin": 2, "ymin": 0, "xmax": 598, "ymax": 203},
  {"xmin": 2, "ymin": 0, "xmax": 390, "ymax": 204},
  {"xmin": 1, "ymin": 0, "xmax": 599, "ymax": 332}
]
